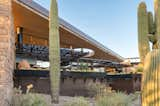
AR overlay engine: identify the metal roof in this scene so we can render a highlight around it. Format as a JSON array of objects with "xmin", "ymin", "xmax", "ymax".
[{"xmin": 14, "ymin": 0, "xmax": 124, "ymax": 61}]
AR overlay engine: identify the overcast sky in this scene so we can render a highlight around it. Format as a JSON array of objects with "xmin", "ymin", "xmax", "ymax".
[{"xmin": 34, "ymin": 0, "xmax": 154, "ymax": 58}]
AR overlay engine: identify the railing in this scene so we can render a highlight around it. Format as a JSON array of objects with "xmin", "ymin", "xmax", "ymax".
[{"xmin": 16, "ymin": 44, "xmax": 88, "ymax": 66}]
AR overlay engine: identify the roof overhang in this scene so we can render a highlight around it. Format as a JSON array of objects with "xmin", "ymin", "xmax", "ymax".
[{"xmin": 12, "ymin": 0, "xmax": 124, "ymax": 62}]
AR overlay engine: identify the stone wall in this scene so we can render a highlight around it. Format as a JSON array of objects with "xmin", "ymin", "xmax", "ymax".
[
  {"xmin": 0, "ymin": 0, "xmax": 14, "ymax": 106},
  {"xmin": 14, "ymin": 72, "xmax": 141, "ymax": 96}
]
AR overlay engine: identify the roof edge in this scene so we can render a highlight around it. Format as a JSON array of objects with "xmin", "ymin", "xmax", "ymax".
[{"xmin": 14, "ymin": 0, "xmax": 125, "ymax": 61}]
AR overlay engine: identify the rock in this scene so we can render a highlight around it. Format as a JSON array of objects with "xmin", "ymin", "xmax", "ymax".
[{"xmin": 18, "ymin": 60, "xmax": 30, "ymax": 70}]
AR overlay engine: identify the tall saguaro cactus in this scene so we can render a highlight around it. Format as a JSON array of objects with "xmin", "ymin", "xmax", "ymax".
[
  {"xmin": 138, "ymin": 0, "xmax": 160, "ymax": 105},
  {"xmin": 49, "ymin": 0, "xmax": 60, "ymax": 103},
  {"xmin": 138, "ymin": 2, "xmax": 150, "ymax": 63}
]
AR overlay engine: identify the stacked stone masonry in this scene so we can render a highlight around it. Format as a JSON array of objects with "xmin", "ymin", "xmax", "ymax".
[{"xmin": 0, "ymin": 0, "xmax": 14, "ymax": 106}]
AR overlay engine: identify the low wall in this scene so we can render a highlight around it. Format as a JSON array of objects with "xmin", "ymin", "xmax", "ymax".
[{"xmin": 14, "ymin": 70, "xmax": 141, "ymax": 96}]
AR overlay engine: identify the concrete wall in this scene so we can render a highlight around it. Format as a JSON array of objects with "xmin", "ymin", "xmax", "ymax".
[{"xmin": 0, "ymin": 0, "xmax": 14, "ymax": 106}]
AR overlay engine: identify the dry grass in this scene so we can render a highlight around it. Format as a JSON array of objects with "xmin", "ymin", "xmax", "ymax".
[{"xmin": 12, "ymin": 85, "xmax": 141, "ymax": 106}]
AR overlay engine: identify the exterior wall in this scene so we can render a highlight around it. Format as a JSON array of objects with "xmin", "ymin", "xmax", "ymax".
[
  {"xmin": 0, "ymin": 0, "xmax": 14, "ymax": 106},
  {"xmin": 14, "ymin": 74, "xmax": 141, "ymax": 96}
]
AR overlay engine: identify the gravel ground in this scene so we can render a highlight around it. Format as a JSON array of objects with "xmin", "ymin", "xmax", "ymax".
[{"xmin": 41, "ymin": 95, "xmax": 141, "ymax": 106}]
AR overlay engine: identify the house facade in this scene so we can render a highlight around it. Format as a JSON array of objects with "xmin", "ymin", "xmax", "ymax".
[{"xmin": 0, "ymin": 0, "xmax": 124, "ymax": 105}]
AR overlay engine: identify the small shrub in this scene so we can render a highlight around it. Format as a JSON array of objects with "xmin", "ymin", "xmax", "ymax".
[
  {"xmin": 86, "ymin": 82, "xmax": 109, "ymax": 97},
  {"xmin": 136, "ymin": 64, "xmax": 143, "ymax": 73},
  {"xmin": 64, "ymin": 97, "xmax": 90, "ymax": 106},
  {"xmin": 129, "ymin": 91, "xmax": 141, "ymax": 101},
  {"xmin": 12, "ymin": 88, "xmax": 48, "ymax": 106},
  {"xmin": 96, "ymin": 92, "xmax": 132, "ymax": 106},
  {"xmin": 13, "ymin": 93, "xmax": 47, "ymax": 106}
]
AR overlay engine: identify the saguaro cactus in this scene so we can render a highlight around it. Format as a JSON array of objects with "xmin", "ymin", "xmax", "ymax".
[
  {"xmin": 138, "ymin": 2, "xmax": 150, "ymax": 63},
  {"xmin": 142, "ymin": 50, "xmax": 160, "ymax": 105},
  {"xmin": 138, "ymin": 0, "xmax": 160, "ymax": 105},
  {"xmin": 49, "ymin": 0, "xmax": 60, "ymax": 103}
]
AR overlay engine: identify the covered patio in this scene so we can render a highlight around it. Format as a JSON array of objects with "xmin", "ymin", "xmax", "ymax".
[{"xmin": 13, "ymin": 0, "xmax": 124, "ymax": 65}]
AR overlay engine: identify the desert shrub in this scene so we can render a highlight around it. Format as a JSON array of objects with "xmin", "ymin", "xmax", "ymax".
[
  {"xmin": 96, "ymin": 92, "xmax": 132, "ymax": 106},
  {"xmin": 12, "ymin": 88, "xmax": 48, "ymax": 106},
  {"xmin": 136, "ymin": 67, "xmax": 143, "ymax": 73},
  {"xmin": 129, "ymin": 91, "xmax": 141, "ymax": 101},
  {"xmin": 86, "ymin": 82, "xmax": 140, "ymax": 106},
  {"xmin": 13, "ymin": 93, "xmax": 47, "ymax": 106},
  {"xmin": 86, "ymin": 82, "xmax": 112, "ymax": 97},
  {"xmin": 136, "ymin": 63, "xmax": 143, "ymax": 73},
  {"xmin": 64, "ymin": 97, "xmax": 90, "ymax": 106}
]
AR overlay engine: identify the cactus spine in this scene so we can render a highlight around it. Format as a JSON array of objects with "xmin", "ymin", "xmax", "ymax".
[
  {"xmin": 49, "ymin": 0, "xmax": 60, "ymax": 103},
  {"xmin": 138, "ymin": 2, "xmax": 150, "ymax": 63},
  {"xmin": 138, "ymin": 0, "xmax": 160, "ymax": 105}
]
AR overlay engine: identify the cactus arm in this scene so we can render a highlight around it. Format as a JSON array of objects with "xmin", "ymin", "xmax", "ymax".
[
  {"xmin": 148, "ymin": 34, "xmax": 157, "ymax": 43},
  {"xmin": 154, "ymin": 0, "xmax": 160, "ymax": 36},
  {"xmin": 148, "ymin": 12, "xmax": 156, "ymax": 34},
  {"xmin": 138, "ymin": 2, "xmax": 150, "ymax": 63},
  {"xmin": 148, "ymin": 34, "xmax": 156, "ymax": 43},
  {"xmin": 49, "ymin": 0, "xmax": 60, "ymax": 103},
  {"xmin": 148, "ymin": 34, "xmax": 160, "ymax": 49}
]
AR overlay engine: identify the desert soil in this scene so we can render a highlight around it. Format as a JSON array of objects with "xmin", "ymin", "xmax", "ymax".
[{"xmin": 41, "ymin": 95, "xmax": 141, "ymax": 106}]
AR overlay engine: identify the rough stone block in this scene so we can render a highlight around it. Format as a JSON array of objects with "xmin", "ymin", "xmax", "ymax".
[{"xmin": 0, "ymin": 70, "xmax": 12, "ymax": 83}]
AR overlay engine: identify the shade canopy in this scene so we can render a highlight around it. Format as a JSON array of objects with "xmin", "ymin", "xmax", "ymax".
[{"xmin": 12, "ymin": 0, "xmax": 124, "ymax": 62}]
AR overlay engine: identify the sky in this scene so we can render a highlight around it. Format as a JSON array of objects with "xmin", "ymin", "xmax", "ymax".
[{"xmin": 33, "ymin": 0, "xmax": 154, "ymax": 58}]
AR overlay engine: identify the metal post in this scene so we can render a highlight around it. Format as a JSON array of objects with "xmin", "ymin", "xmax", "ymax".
[{"xmin": 16, "ymin": 27, "xmax": 23, "ymax": 50}]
